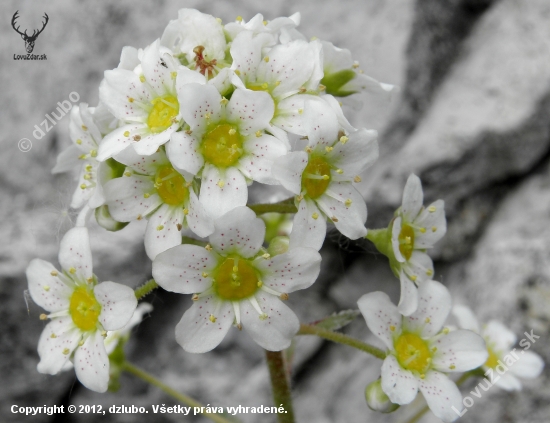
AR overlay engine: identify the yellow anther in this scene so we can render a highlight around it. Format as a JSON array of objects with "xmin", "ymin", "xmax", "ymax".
[
  {"xmin": 137, "ymin": 214, "xmax": 143, "ymax": 220},
  {"xmin": 90, "ymin": 150, "xmax": 97, "ymax": 158},
  {"xmin": 354, "ymin": 175, "xmax": 362, "ymax": 183},
  {"xmin": 124, "ymin": 171, "xmax": 132, "ymax": 177},
  {"xmin": 134, "ymin": 135, "xmax": 141, "ymax": 141},
  {"xmin": 78, "ymin": 339, "xmax": 85, "ymax": 346},
  {"xmin": 319, "ymin": 84, "xmax": 326, "ymax": 91},
  {"xmin": 305, "ymin": 146, "xmax": 312, "ymax": 153},
  {"xmin": 83, "ymin": 174, "xmax": 91, "ymax": 180},
  {"xmin": 205, "ymin": 113, "xmax": 211, "ymax": 120},
  {"xmin": 220, "ymin": 97, "xmax": 228, "ymax": 105},
  {"xmin": 336, "ymin": 169, "xmax": 343, "ymax": 174},
  {"xmin": 143, "ymin": 193, "xmax": 150, "ymax": 198},
  {"xmin": 202, "ymin": 272, "xmax": 209, "ymax": 278},
  {"xmin": 237, "ymin": 323, "xmax": 243, "ymax": 330},
  {"xmin": 420, "ymin": 374, "xmax": 425, "ymax": 380},
  {"xmin": 321, "ymin": 174, "xmax": 330, "ymax": 180},
  {"xmin": 340, "ymin": 136, "xmax": 349, "ymax": 144},
  {"xmin": 299, "ymin": 86, "xmax": 306, "ymax": 93},
  {"xmin": 264, "ymin": 56, "xmax": 270, "ymax": 62},
  {"xmin": 76, "ymin": 139, "xmax": 82, "ymax": 145},
  {"xmin": 69, "ymin": 267, "xmax": 76, "ymax": 274},
  {"xmin": 312, "ymin": 213, "xmax": 319, "ymax": 220},
  {"xmin": 192, "ymin": 294, "xmax": 199, "ymax": 301},
  {"xmin": 156, "ymin": 225, "xmax": 164, "ymax": 231},
  {"xmin": 139, "ymin": 75, "xmax": 146, "ymax": 83},
  {"xmin": 262, "ymin": 253, "xmax": 271, "ymax": 259},
  {"xmin": 432, "ymin": 226, "xmax": 437, "ymax": 232},
  {"xmin": 41, "ymin": 285, "xmax": 49, "ymax": 292},
  {"xmin": 255, "ymin": 130, "xmax": 262, "ymax": 138},
  {"xmin": 450, "ymin": 364, "xmax": 456, "ymax": 370},
  {"xmin": 296, "ymin": 194, "xmax": 304, "ymax": 202},
  {"xmin": 228, "ymin": 128, "xmax": 237, "ymax": 135},
  {"xmin": 40, "ymin": 313, "xmax": 48, "ymax": 320},
  {"xmin": 325, "ymin": 146, "xmax": 333, "ymax": 153},
  {"xmin": 259, "ymin": 313, "xmax": 268, "ymax": 321},
  {"xmin": 331, "ymin": 216, "xmax": 339, "ymax": 222},
  {"xmin": 236, "ymin": 15, "xmax": 243, "ymax": 22},
  {"xmin": 425, "ymin": 317, "xmax": 431, "ymax": 323},
  {"xmin": 171, "ymin": 71, "xmax": 177, "ymax": 79},
  {"xmin": 261, "ymin": 82, "xmax": 268, "ymax": 90},
  {"xmin": 62, "ymin": 348, "xmax": 70, "ymax": 355},
  {"xmin": 420, "ymin": 227, "xmax": 426, "ymax": 233},
  {"xmin": 310, "ymin": 36, "xmax": 318, "ymax": 41},
  {"xmin": 85, "ymin": 164, "xmax": 92, "ymax": 172},
  {"xmin": 86, "ymin": 277, "xmax": 93, "ymax": 284},
  {"xmin": 345, "ymin": 199, "xmax": 352, "ymax": 207},
  {"xmin": 263, "ymin": 20, "xmax": 268, "ymax": 26},
  {"xmin": 209, "ymin": 315, "xmax": 217, "ymax": 323},
  {"xmin": 50, "ymin": 270, "xmax": 58, "ymax": 277},
  {"xmin": 177, "ymin": 223, "xmax": 183, "ymax": 231},
  {"xmin": 432, "ymin": 347, "xmax": 438, "ymax": 352},
  {"xmin": 443, "ymin": 327, "xmax": 450, "ymax": 334},
  {"xmin": 426, "ymin": 269, "xmax": 433, "ymax": 276},
  {"xmin": 128, "ymin": 97, "xmax": 134, "ymax": 103},
  {"xmin": 429, "ymin": 206, "xmax": 437, "ymax": 212},
  {"xmin": 232, "ymin": 266, "xmax": 239, "ymax": 273},
  {"xmin": 280, "ymin": 293, "xmax": 289, "ymax": 301},
  {"xmin": 389, "ymin": 325, "xmax": 396, "ymax": 332},
  {"xmin": 205, "ymin": 244, "xmax": 213, "ymax": 251},
  {"xmin": 257, "ymin": 280, "xmax": 263, "ymax": 288},
  {"xmin": 78, "ymin": 154, "xmax": 87, "ymax": 160},
  {"xmin": 298, "ymin": 108, "xmax": 304, "ymax": 115},
  {"xmin": 101, "ymin": 330, "xmax": 107, "ymax": 338},
  {"xmin": 235, "ymin": 69, "xmax": 241, "ymax": 76},
  {"xmin": 81, "ymin": 125, "xmax": 88, "ymax": 131},
  {"xmin": 275, "ymin": 80, "xmax": 281, "ymax": 86},
  {"xmin": 217, "ymin": 180, "xmax": 225, "ymax": 188},
  {"xmin": 80, "ymin": 184, "xmax": 87, "ymax": 190},
  {"xmin": 405, "ymin": 236, "xmax": 412, "ymax": 245},
  {"xmin": 352, "ymin": 62, "xmax": 359, "ymax": 69},
  {"xmin": 185, "ymin": 129, "xmax": 193, "ymax": 135},
  {"xmin": 50, "ymin": 333, "xmax": 57, "ymax": 339},
  {"xmin": 410, "ymin": 275, "xmax": 417, "ymax": 282},
  {"xmin": 183, "ymin": 208, "xmax": 189, "ymax": 215}
]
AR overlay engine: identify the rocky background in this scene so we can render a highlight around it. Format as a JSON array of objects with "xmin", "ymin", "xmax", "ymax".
[{"xmin": 1, "ymin": 0, "xmax": 549, "ymax": 422}]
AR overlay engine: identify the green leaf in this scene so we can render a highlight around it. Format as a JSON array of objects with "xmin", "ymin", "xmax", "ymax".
[{"xmin": 314, "ymin": 309, "xmax": 361, "ymax": 331}]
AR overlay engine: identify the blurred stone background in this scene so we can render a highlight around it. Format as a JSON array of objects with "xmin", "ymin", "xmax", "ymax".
[{"xmin": 1, "ymin": 0, "xmax": 549, "ymax": 422}]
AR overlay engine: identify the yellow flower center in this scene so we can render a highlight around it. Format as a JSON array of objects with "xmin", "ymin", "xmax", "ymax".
[
  {"xmin": 394, "ymin": 332, "xmax": 432, "ymax": 374},
  {"xmin": 398, "ymin": 224, "xmax": 415, "ymax": 261},
  {"xmin": 154, "ymin": 164, "xmax": 189, "ymax": 206},
  {"xmin": 302, "ymin": 156, "xmax": 332, "ymax": 199},
  {"xmin": 69, "ymin": 286, "xmax": 101, "ymax": 332},
  {"xmin": 214, "ymin": 257, "xmax": 259, "ymax": 301},
  {"xmin": 147, "ymin": 95, "xmax": 179, "ymax": 133},
  {"xmin": 201, "ymin": 123, "xmax": 243, "ymax": 168},
  {"xmin": 484, "ymin": 346, "xmax": 500, "ymax": 369}
]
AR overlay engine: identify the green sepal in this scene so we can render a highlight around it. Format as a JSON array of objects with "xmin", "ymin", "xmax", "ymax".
[
  {"xmin": 366, "ymin": 225, "xmax": 401, "ymax": 278},
  {"xmin": 321, "ymin": 69, "xmax": 357, "ymax": 97},
  {"xmin": 95, "ymin": 205, "xmax": 129, "ymax": 232},
  {"xmin": 107, "ymin": 340, "xmax": 127, "ymax": 392},
  {"xmin": 313, "ymin": 309, "xmax": 360, "ymax": 331}
]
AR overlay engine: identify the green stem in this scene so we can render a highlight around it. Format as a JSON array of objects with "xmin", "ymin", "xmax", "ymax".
[
  {"xmin": 134, "ymin": 279, "xmax": 159, "ymax": 300},
  {"xmin": 265, "ymin": 350, "xmax": 295, "ymax": 423},
  {"xmin": 122, "ymin": 362, "xmax": 234, "ymax": 423},
  {"xmin": 403, "ymin": 372, "xmax": 474, "ymax": 423},
  {"xmin": 297, "ymin": 324, "xmax": 386, "ymax": 360},
  {"xmin": 249, "ymin": 197, "xmax": 297, "ymax": 215}
]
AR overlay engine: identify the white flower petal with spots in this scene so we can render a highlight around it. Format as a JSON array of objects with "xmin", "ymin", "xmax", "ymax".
[
  {"xmin": 271, "ymin": 151, "xmax": 308, "ymax": 195},
  {"xmin": 36, "ymin": 317, "xmax": 81, "ymax": 375},
  {"xmin": 430, "ymin": 329, "xmax": 488, "ymax": 372},
  {"xmin": 27, "ymin": 259, "xmax": 73, "ymax": 312},
  {"xmin": 417, "ymin": 370, "xmax": 463, "ymax": 422},
  {"xmin": 58, "ymin": 227, "xmax": 93, "ymax": 281},
  {"xmin": 95, "ymin": 281, "xmax": 138, "ymax": 331},
  {"xmin": 404, "ymin": 280, "xmax": 451, "ymax": 338},
  {"xmin": 380, "ymin": 355, "xmax": 419, "ymax": 405},
  {"xmin": 73, "ymin": 331, "xmax": 109, "ymax": 393},
  {"xmin": 289, "ymin": 198, "xmax": 327, "ymax": 251},
  {"xmin": 358, "ymin": 291, "xmax": 402, "ymax": 350},
  {"xmin": 144, "ymin": 203, "xmax": 185, "ymax": 260}
]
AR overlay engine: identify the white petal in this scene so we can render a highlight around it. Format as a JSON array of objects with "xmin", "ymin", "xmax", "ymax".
[
  {"xmin": 227, "ymin": 89, "xmax": 274, "ymax": 135},
  {"xmin": 271, "ymin": 151, "xmax": 307, "ymax": 195},
  {"xmin": 74, "ymin": 331, "xmax": 109, "ymax": 393},
  {"xmin": 391, "ymin": 217, "xmax": 406, "ymax": 263},
  {"xmin": 414, "ymin": 200, "xmax": 447, "ymax": 248},
  {"xmin": 398, "ymin": 271, "xmax": 418, "ymax": 316},
  {"xmin": 176, "ymin": 66, "xmax": 207, "ymax": 88},
  {"xmin": 239, "ymin": 134, "xmax": 288, "ymax": 184},
  {"xmin": 483, "ymin": 320, "xmax": 517, "ymax": 352},
  {"xmin": 273, "ymin": 94, "xmax": 322, "ymax": 136},
  {"xmin": 210, "ymin": 206, "xmax": 264, "ymax": 258},
  {"xmin": 100, "ymin": 70, "xmax": 152, "ymax": 121},
  {"xmin": 104, "ymin": 175, "xmax": 162, "ymax": 222},
  {"xmin": 27, "ymin": 259, "xmax": 72, "ymax": 313},
  {"xmin": 358, "ymin": 291, "xmax": 401, "ymax": 350},
  {"xmin": 97, "ymin": 123, "xmax": 144, "ymax": 161},
  {"xmin": 209, "ymin": 67, "xmax": 233, "ymax": 94},
  {"xmin": 402, "ymin": 251, "xmax": 435, "ymax": 283},
  {"xmin": 509, "ymin": 350, "xmax": 544, "ymax": 379},
  {"xmin": 166, "ymin": 131, "xmax": 204, "ymax": 175},
  {"xmin": 118, "ymin": 46, "xmax": 140, "ymax": 70},
  {"xmin": 175, "ymin": 295, "xmax": 233, "ymax": 353},
  {"xmin": 185, "ymin": 190, "xmax": 214, "ymax": 238},
  {"xmin": 255, "ymin": 247, "xmax": 321, "ymax": 293},
  {"xmin": 95, "ymin": 281, "xmax": 137, "ymax": 331},
  {"xmin": 37, "ymin": 317, "xmax": 80, "ymax": 375},
  {"xmin": 401, "ymin": 174, "xmax": 424, "ymax": 222},
  {"xmin": 418, "ymin": 371, "xmax": 463, "ymax": 422},
  {"xmin": 303, "ymin": 99, "xmax": 339, "ymax": 150},
  {"xmin": 68, "ymin": 105, "xmax": 99, "ymax": 153},
  {"xmin": 492, "ymin": 372, "xmax": 522, "ymax": 391},
  {"xmin": 327, "ymin": 128, "xmax": 378, "ymax": 178},
  {"xmin": 59, "ymin": 227, "xmax": 93, "ymax": 280},
  {"xmin": 316, "ymin": 182, "xmax": 368, "ymax": 240},
  {"xmin": 289, "ymin": 199, "xmax": 326, "ymax": 251},
  {"xmin": 144, "ymin": 204, "xmax": 185, "ymax": 260},
  {"xmin": 199, "ymin": 165, "xmax": 248, "ymax": 220},
  {"xmin": 153, "ymin": 244, "xmax": 217, "ymax": 294},
  {"xmin": 179, "ymin": 84, "xmax": 222, "ymax": 133},
  {"xmin": 451, "ymin": 305, "xmax": 480, "ymax": 333},
  {"xmin": 141, "ymin": 40, "xmax": 173, "ymax": 97},
  {"xmin": 241, "ymin": 293, "xmax": 299, "ymax": 351},
  {"xmin": 132, "ymin": 127, "xmax": 178, "ymax": 156},
  {"xmin": 70, "ymin": 162, "xmax": 96, "ymax": 209},
  {"xmin": 431, "ymin": 330, "xmax": 488, "ymax": 372},
  {"xmin": 380, "ymin": 355, "xmax": 418, "ymax": 405},
  {"xmin": 321, "ymin": 94, "xmax": 356, "ymax": 133},
  {"xmin": 230, "ymin": 30, "xmax": 263, "ymax": 82},
  {"xmin": 404, "ymin": 280, "xmax": 451, "ymax": 338},
  {"xmin": 113, "ymin": 146, "xmax": 169, "ymax": 175},
  {"xmin": 52, "ymin": 145, "xmax": 82, "ymax": 174}
]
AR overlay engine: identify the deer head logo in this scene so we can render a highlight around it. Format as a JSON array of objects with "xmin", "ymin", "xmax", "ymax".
[{"xmin": 11, "ymin": 11, "xmax": 49, "ymax": 54}]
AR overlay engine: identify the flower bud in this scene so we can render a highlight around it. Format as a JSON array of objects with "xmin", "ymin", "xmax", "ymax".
[
  {"xmin": 365, "ymin": 379, "xmax": 399, "ymax": 413},
  {"xmin": 268, "ymin": 236, "xmax": 290, "ymax": 257},
  {"xmin": 95, "ymin": 205, "xmax": 129, "ymax": 232}
]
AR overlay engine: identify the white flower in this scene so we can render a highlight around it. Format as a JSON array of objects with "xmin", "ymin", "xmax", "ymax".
[
  {"xmin": 453, "ymin": 305, "xmax": 544, "ymax": 391},
  {"xmin": 224, "ymin": 12, "xmax": 301, "ymax": 43},
  {"xmin": 26, "ymin": 227, "xmax": 137, "ymax": 392},
  {"xmin": 358, "ymin": 280, "xmax": 488, "ymax": 422},
  {"xmin": 391, "ymin": 174, "xmax": 446, "ymax": 315},
  {"xmin": 52, "ymin": 103, "xmax": 110, "ymax": 209},
  {"xmin": 97, "ymin": 39, "xmax": 184, "ymax": 160},
  {"xmin": 272, "ymin": 100, "xmax": 378, "ymax": 250},
  {"xmin": 103, "ymin": 147, "xmax": 213, "ymax": 259},
  {"xmin": 152, "ymin": 206, "xmax": 321, "ymax": 353},
  {"xmin": 104, "ymin": 303, "xmax": 153, "ymax": 355},
  {"xmin": 168, "ymin": 83, "xmax": 287, "ymax": 219}
]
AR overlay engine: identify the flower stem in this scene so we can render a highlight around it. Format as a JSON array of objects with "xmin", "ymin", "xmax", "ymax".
[
  {"xmin": 402, "ymin": 372, "xmax": 474, "ymax": 423},
  {"xmin": 265, "ymin": 350, "xmax": 295, "ymax": 423},
  {"xmin": 134, "ymin": 279, "xmax": 159, "ymax": 300},
  {"xmin": 249, "ymin": 197, "xmax": 297, "ymax": 215},
  {"xmin": 297, "ymin": 324, "xmax": 386, "ymax": 360},
  {"xmin": 122, "ymin": 362, "xmax": 235, "ymax": 423}
]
